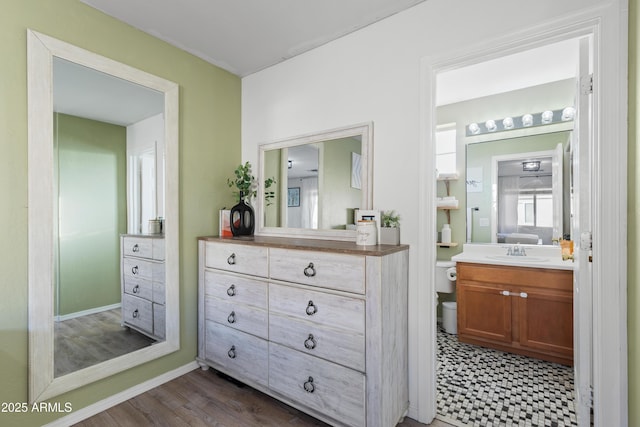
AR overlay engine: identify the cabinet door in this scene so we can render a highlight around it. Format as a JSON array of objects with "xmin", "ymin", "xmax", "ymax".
[
  {"xmin": 518, "ymin": 289, "xmax": 573, "ymax": 358},
  {"xmin": 457, "ymin": 282, "xmax": 512, "ymax": 343}
]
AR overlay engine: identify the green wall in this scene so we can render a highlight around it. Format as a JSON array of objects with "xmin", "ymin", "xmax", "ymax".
[
  {"xmin": 321, "ymin": 137, "xmax": 361, "ymax": 229},
  {"xmin": 55, "ymin": 113, "xmax": 126, "ymax": 316},
  {"xmin": 0, "ymin": 1, "xmax": 240, "ymax": 425},
  {"xmin": 629, "ymin": 0, "xmax": 639, "ymax": 424}
]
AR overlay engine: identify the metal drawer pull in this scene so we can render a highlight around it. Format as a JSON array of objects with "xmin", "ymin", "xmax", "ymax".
[
  {"xmin": 227, "ymin": 311, "xmax": 236, "ymax": 324},
  {"xmin": 131, "ymin": 265, "xmax": 139, "ymax": 275},
  {"xmin": 303, "ymin": 376, "xmax": 315, "ymax": 393},
  {"xmin": 133, "ymin": 285, "xmax": 139, "ymax": 294},
  {"xmin": 303, "ymin": 262, "xmax": 316, "ymax": 277},
  {"xmin": 227, "ymin": 345, "xmax": 236, "ymax": 359},
  {"xmin": 132, "ymin": 309, "xmax": 139, "ymax": 318},
  {"xmin": 227, "ymin": 284, "xmax": 236, "ymax": 296},
  {"xmin": 227, "ymin": 253, "xmax": 236, "ymax": 265},
  {"xmin": 306, "ymin": 300, "xmax": 317, "ymax": 316},
  {"xmin": 304, "ymin": 334, "xmax": 317, "ymax": 350},
  {"xmin": 132, "ymin": 243, "xmax": 139, "ymax": 252},
  {"xmin": 501, "ymin": 290, "xmax": 529, "ymax": 298}
]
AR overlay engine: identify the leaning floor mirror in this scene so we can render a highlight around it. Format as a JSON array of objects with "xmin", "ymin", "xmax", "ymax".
[{"xmin": 27, "ymin": 30, "xmax": 179, "ymax": 402}]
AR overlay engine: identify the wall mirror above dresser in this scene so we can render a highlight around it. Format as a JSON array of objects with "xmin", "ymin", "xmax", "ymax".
[
  {"xmin": 27, "ymin": 30, "xmax": 180, "ymax": 403},
  {"xmin": 257, "ymin": 123, "xmax": 373, "ymax": 241}
]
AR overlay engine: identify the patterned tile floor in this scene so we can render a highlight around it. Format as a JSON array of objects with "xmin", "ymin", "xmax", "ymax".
[{"xmin": 436, "ymin": 327, "xmax": 577, "ymax": 427}]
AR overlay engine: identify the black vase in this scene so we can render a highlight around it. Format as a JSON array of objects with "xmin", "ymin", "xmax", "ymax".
[{"xmin": 230, "ymin": 191, "xmax": 255, "ymax": 236}]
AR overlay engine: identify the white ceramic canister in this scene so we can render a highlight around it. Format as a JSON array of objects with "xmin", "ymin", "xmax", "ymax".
[{"xmin": 356, "ymin": 220, "xmax": 377, "ymax": 246}]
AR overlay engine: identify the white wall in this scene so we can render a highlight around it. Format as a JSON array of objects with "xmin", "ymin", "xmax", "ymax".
[{"xmin": 242, "ymin": 0, "xmax": 624, "ymax": 422}]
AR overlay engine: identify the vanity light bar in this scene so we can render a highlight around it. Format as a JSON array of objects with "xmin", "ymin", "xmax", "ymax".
[{"xmin": 465, "ymin": 107, "xmax": 575, "ymax": 137}]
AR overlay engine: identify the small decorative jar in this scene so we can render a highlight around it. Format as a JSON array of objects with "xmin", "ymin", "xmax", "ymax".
[{"xmin": 356, "ymin": 220, "xmax": 377, "ymax": 246}]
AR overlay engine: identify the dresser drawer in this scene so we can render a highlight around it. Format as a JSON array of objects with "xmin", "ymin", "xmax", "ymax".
[
  {"xmin": 269, "ymin": 343, "xmax": 365, "ymax": 427},
  {"xmin": 122, "ymin": 236, "xmax": 165, "ymax": 261},
  {"xmin": 123, "ymin": 257, "xmax": 165, "ymax": 282},
  {"xmin": 122, "ymin": 293, "xmax": 153, "ymax": 334},
  {"xmin": 153, "ymin": 303, "xmax": 165, "ymax": 339},
  {"xmin": 269, "ymin": 283, "xmax": 365, "ymax": 334},
  {"xmin": 153, "ymin": 281, "xmax": 165, "ymax": 304},
  {"xmin": 123, "ymin": 276, "xmax": 153, "ymax": 301},
  {"xmin": 205, "ymin": 320, "xmax": 268, "ymax": 388},
  {"xmin": 204, "ymin": 241, "xmax": 268, "ymax": 277},
  {"xmin": 204, "ymin": 270, "xmax": 267, "ymax": 309},
  {"xmin": 269, "ymin": 312, "xmax": 365, "ymax": 372},
  {"xmin": 269, "ymin": 248, "xmax": 365, "ymax": 294},
  {"xmin": 205, "ymin": 296, "xmax": 268, "ymax": 339}
]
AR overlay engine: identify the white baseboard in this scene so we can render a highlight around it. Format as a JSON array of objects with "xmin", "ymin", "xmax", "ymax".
[
  {"xmin": 55, "ymin": 303, "xmax": 121, "ymax": 322},
  {"xmin": 44, "ymin": 361, "xmax": 199, "ymax": 426}
]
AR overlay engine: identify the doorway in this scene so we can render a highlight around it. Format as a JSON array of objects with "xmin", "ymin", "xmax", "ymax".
[{"xmin": 427, "ymin": 31, "xmax": 595, "ymax": 426}]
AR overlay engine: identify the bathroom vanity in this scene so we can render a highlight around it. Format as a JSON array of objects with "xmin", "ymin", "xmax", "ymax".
[
  {"xmin": 453, "ymin": 245, "xmax": 574, "ymax": 366},
  {"xmin": 197, "ymin": 236, "xmax": 409, "ymax": 427}
]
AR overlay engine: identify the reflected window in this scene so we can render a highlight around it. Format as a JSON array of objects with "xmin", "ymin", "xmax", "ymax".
[{"xmin": 436, "ymin": 123, "xmax": 457, "ymax": 174}]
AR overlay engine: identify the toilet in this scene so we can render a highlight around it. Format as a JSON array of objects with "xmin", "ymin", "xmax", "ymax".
[
  {"xmin": 435, "ymin": 260, "xmax": 456, "ymax": 293},
  {"xmin": 436, "ymin": 260, "xmax": 458, "ymax": 334}
]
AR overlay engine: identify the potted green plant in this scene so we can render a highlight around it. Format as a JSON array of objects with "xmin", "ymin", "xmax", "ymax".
[
  {"xmin": 380, "ymin": 210, "xmax": 401, "ymax": 245},
  {"xmin": 225, "ymin": 162, "xmax": 276, "ymax": 236}
]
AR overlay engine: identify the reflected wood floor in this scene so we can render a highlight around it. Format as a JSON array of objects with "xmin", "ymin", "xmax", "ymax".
[
  {"xmin": 74, "ymin": 368, "xmax": 455, "ymax": 427},
  {"xmin": 55, "ymin": 308, "xmax": 155, "ymax": 377}
]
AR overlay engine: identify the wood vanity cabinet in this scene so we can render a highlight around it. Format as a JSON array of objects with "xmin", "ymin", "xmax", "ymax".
[
  {"xmin": 121, "ymin": 235, "xmax": 166, "ymax": 340},
  {"xmin": 197, "ymin": 236, "xmax": 409, "ymax": 427},
  {"xmin": 456, "ymin": 262, "xmax": 573, "ymax": 366}
]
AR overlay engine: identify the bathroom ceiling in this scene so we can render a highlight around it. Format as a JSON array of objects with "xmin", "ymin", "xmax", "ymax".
[{"xmin": 80, "ymin": 0, "xmax": 427, "ymax": 77}]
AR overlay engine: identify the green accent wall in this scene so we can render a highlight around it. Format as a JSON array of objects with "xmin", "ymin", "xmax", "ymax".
[
  {"xmin": 321, "ymin": 137, "xmax": 361, "ymax": 229},
  {"xmin": 0, "ymin": 1, "xmax": 240, "ymax": 425},
  {"xmin": 55, "ymin": 113, "xmax": 126, "ymax": 316}
]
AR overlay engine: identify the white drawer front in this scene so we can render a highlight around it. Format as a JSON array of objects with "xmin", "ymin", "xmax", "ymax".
[
  {"xmin": 152, "ymin": 238, "xmax": 165, "ymax": 261},
  {"xmin": 205, "ymin": 296, "xmax": 268, "ymax": 339},
  {"xmin": 123, "ymin": 257, "xmax": 165, "ymax": 282},
  {"xmin": 269, "ymin": 283, "xmax": 365, "ymax": 334},
  {"xmin": 205, "ymin": 320, "xmax": 268, "ymax": 388},
  {"xmin": 123, "ymin": 237, "xmax": 153, "ymax": 259},
  {"xmin": 204, "ymin": 270, "xmax": 267, "ymax": 309},
  {"xmin": 153, "ymin": 303, "xmax": 165, "ymax": 339},
  {"xmin": 123, "ymin": 276, "xmax": 153, "ymax": 301},
  {"xmin": 269, "ymin": 312, "xmax": 365, "ymax": 372},
  {"xmin": 122, "ymin": 294, "xmax": 153, "ymax": 334},
  {"xmin": 269, "ymin": 248, "xmax": 365, "ymax": 294},
  {"xmin": 204, "ymin": 241, "xmax": 268, "ymax": 277},
  {"xmin": 269, "ymin": 343, "xmax": 365, "ymax": 427}
]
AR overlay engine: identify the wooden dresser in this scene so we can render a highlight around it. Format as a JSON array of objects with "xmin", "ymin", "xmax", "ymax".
[
  {"xmin": 197, "ymin": 236, "xmax": 409, "ymax": 427},
  {"xmin": 121, "ymin": 234, "xmax": 166, "ymax": 340}
]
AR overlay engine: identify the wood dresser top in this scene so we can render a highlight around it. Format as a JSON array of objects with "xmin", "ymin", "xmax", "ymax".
[{"xmin": 198, "ymin": 235, "xmax": 409, "ymax": 256}]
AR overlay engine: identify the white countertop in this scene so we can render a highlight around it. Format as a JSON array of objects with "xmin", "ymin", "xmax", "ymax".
[{"xmin": 451, "ymin": 243, "xmax": 574, "ymax": 271}]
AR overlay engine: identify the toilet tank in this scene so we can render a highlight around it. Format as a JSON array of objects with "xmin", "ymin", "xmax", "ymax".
[{"xmin": 435, "ymin": 260, "xmax": 456, "ymax": 293}]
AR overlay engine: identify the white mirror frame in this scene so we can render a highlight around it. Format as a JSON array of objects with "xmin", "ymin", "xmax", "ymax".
[
  {"xmin": 27, "ymin": 30, "xmax": 180, "ymax": 403},
  {"xmin": 257, "ymin": 122, "xmax": 373, "ymax": 241}
]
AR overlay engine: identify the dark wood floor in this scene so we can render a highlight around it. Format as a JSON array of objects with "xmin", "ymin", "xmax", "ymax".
[
  {"xmin": 74, "ymin": 368, "xmax": 453, "ymax": 427},
  {"xmin": 55, "ymin": 309, "xmax": 155, "ymax": 377}
]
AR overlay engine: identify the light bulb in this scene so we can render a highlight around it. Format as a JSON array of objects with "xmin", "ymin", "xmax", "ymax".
[
  {"xmin": 541, "ymin": 110, "xmax": 554, "ymax": 124},
  {"xmin": 502, "ymin": 117, "xmax": 514, "ymax": 129},
  {"xmin": 562, "ymin": 107, "xmax": 575, "ymax": 121},
  {"xmin": 522, "ymin": 114, "xmax": 533, "ymax": 127},
  {"xmin": 485, "ymin": 119, "xmax": 497, "ymax": 132},
  {"xmin": 468, "ymin": 123, "xmax": 480, "ymax": 134}
]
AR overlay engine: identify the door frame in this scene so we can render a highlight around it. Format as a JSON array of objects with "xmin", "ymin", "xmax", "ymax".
[{"xmin": 417, "ymin": 7, "xmax": 628, "ymax": 426}]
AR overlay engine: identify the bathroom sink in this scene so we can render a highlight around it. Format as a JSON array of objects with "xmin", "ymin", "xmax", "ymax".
[{"xmin": 485, "ymin": 255, "xmax": 549, "ymax": 263}]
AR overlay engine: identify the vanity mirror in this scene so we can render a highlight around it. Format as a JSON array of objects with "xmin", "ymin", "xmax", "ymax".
[
  {"xmin": 465, "ymin": 131, "xmax": 571, "ymax": 245},
  {"xmin": 257, "ymin": 123, "xmax": 373, "ymax": 241},
  {"xmin": 28, "ymin": 30, "xmax": 179, "ymax": 402}
]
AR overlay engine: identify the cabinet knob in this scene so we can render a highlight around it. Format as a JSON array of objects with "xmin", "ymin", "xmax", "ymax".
[
  {"xmin": 306, "ymin": 301, "xmax": 318, "ymax": 316},
  {"xmin": 227, "ymin": 284, "xmax": 236, "ymax": 296},
  {"xmin": 132, "ymin": 309, "xmax": 139, "ymax": 318},
  {"xmin": 227, "ymin": 311, "xmax": 236, "ymax": 324},
  {"xmin": 303, "ymin": 262, "xmax": 316, "ymax": 277},
  {"xmin": 304, "ymin": 334, "xmax": 317, "ymax": 350},
  {"xmin": 227, "ymin": 253, "xmax": 236, "ymax": 265},
  {"xmin": 227, "ymin": 345, "xmax": 236, "ymax": 359},
  {"xmin": 133, "ymin": 285, "xmax": 139, "ymax": 294},
  {"xmin": 132, "ymin": 243, "xmax": 139, "ymax": 252},
  {"xmin": 303, "ymin": 376, "xmax": 315, "ymax": 393},
  {"xmin": 131, "ymin": 265, "xmax": 139, "ymax": 275}
]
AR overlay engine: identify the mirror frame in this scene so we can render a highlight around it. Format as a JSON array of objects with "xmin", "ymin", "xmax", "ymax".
[
  {"xmin": 27, "ymin": 30, "xmax": 180, "ymax": 402},
  {"xmin": 257, "ymin": 123, "xmax": 373, "ymax": 241}
]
